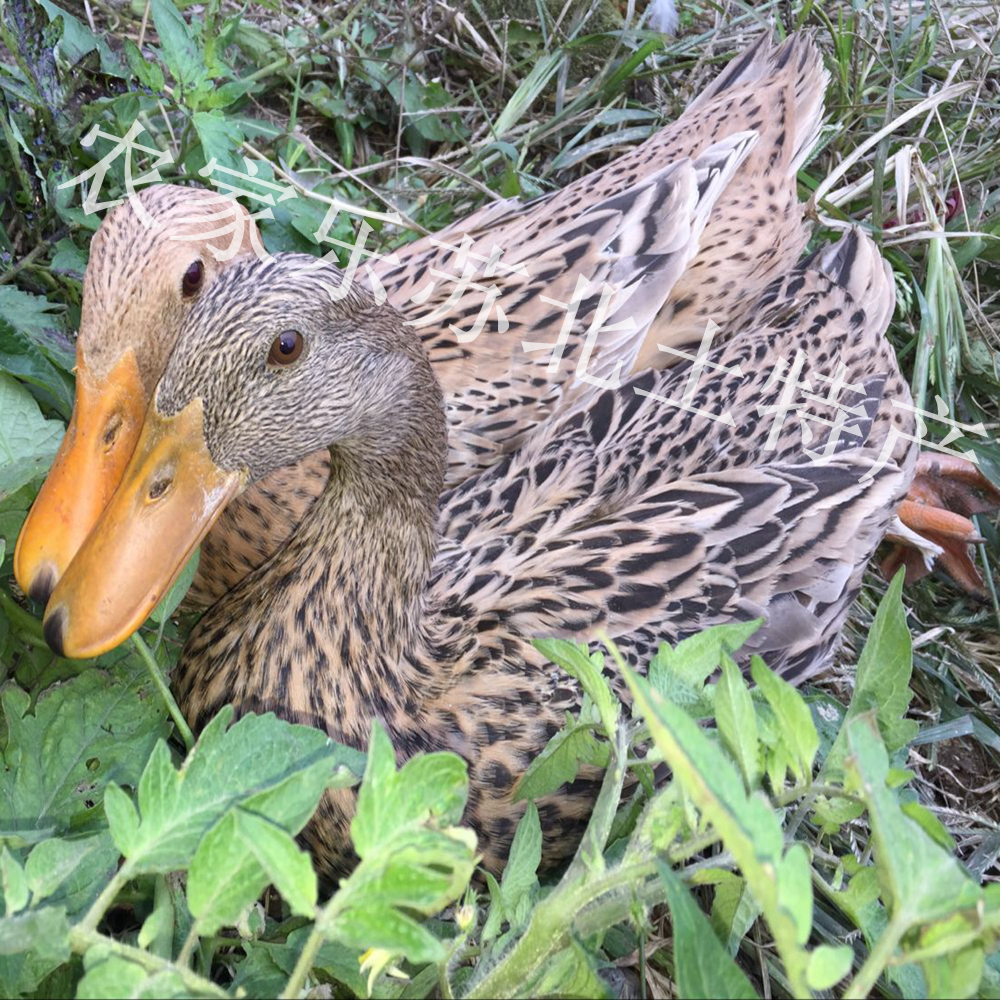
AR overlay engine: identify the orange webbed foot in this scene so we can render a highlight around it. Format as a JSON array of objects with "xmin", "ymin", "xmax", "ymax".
[{"xmin": 882, "ymin": 454, "xmax": 1000, "ymax": 596}]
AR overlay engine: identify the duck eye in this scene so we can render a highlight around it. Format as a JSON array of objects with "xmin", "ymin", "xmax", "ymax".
[
  {"xmin": 268, "ymin": 330, "xmax": 304, "ymax": 366},
  {"xmin": 182, "ymin": 260, "xmax": 204, "ymax": 298}
]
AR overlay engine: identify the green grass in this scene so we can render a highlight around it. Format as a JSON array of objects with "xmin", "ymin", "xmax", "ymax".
[{"xmin": 0, "ymin": 0, "xmax": 999, "ymax": 997}]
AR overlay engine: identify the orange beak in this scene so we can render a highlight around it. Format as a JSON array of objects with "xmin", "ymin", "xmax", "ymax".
[
  {"xmin": 43, "ymin": 398, "xmax": 243, "ymax": 659},
  {"xmin": 14, "ymin": 349, "xmax": 148, "ymax": 605}
]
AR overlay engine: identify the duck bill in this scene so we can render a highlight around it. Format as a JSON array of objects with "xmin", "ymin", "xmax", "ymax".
[
  {"xmin": 43, "ymin": 398, "xmax": 243, "ymax": 659},
  {"xmin": 13, "ymin": 349, "xmax": 148, "ymax": 605}
]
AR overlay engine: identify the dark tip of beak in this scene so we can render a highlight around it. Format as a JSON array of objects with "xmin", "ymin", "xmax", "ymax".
[
  {"xmin": 27, "ymin": 564, "xmax": 57, "ymax": 606},
  {"xmin": 44, "ymin": 606, "xmax": 67, "ymax": 658}
]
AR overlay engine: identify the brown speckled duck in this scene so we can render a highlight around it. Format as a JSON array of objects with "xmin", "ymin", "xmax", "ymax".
[
  {"xmin": 15, "ymin": 32, "xmax": 844, "ymax": 609},
  {"xmin": 45, "ymin": 230, "xmax": 916, "ymax": 875}
]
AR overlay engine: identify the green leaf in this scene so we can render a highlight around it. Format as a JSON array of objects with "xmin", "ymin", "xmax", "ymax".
[
  {"xmin": 0, "ymin": 374, "xmax": 64, "ymax": 501},
  {"xmin": 0, "ymin": 665, "xmax": 170, "ymax": 836},
  {"xmin": 123, "ymin": 39, "xmax": 166, "ymax": 91},
  {"xmin": 710, "ymin": 874, "xmax": 761, "ymax": 957},
  {"xmin": 530, "ymin": 940, "xmax": 611, "ymax": 999},
  {"xmin": 76, "ymin": 953, "xmax": 187, "ymax": 999},
  {"xmin": 0, "ymin": 287, "xmax": 74, "ymax": 368},
  {"xmin": 845, "ymin": 713, "xmax": 981, "ymax": 927},
  {"xmin": 622, "ymin": 665, "xmax": 812, "ymax": 994},
  {"xmin": 191, "ymin": 110, "xmax": 245, "ymax": 173},
  {"xmin": 188, "ymin": 808, "xmax": 317, "ymax": 934},
  {"xmin": 104, "ymin": 784, "xmax": 140, "ymax": 858},
  {"xmin": 824, "ymin": 571, "xmax": 916, "ymax": 778},
  {"xmin": 24, "ymin": 835, "xmax": 104, "ymax": 903},
  {"xmin": 806, "ymin": 944, "xmax": 853, "ymax": 990},
  {"xmin": 0, "ymin": 846, "xmax": 28, "ymax": 914},
  {"xmin": 149, "ymin": 548, "xmax": 200, "ymax": 624},
  {"xmin": 534, "ymin": 639, "xmax": 618, "ymax": 738},
  {"xmin": 149, "ymin": 0, "xmax": 207, "ymax": 92},
  {"xmin": 36, "ymin": 0, "xmax": 127, "ymax": 76},
  {"xmin": 715, "ymin": 654, "xmax": 760, "ymax": 789},
  {"xmin": 351, "ymin": 723, "xmax": 467, "ymax": 858},
  {"xmin": 499, "ymin": 802, "xmax": 540, "ymax": 918},
  {"xmin": 659, "ymin": 862, "xmax": 758, "ymax": 998},
  {"xmin": 0, "ymin": 321, "xmax": 73, "ymax": 418},
  {"xmin": 0, "ymin": 905, "xmax": 69, "ymax": 960},
  {"xmin": 750, "ymin": 656, "xmax": 818, "ymax": 785},
  {"xmin": 513, "ymin": 718, "xmax": 607, "ymax": 802},
  {"xmin": 116, "ymin": 709, "xmax": 359, "ymax": 874},
  {"xmin": 653, "ymin": 620, "xmax": 762, "ymax": 695}
]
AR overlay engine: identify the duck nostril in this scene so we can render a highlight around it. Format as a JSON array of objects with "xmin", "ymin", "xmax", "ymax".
[
  {"xmin": 147, "ymin": 477, "xmax": 172, "ymax": 502},
  {"xmin": 102, "ymin": 414, "xmax": 123, "ymax": 449}
]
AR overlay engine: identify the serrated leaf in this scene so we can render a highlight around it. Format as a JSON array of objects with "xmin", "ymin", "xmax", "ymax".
[
  {"xmin": 0, "ymin": 905, "xmax": 69, "ymax": 960},
  {"xmin": 750, "ymin": 657, "xmax": 818, "ymax": 785},
  {"xmin": 652, "ymin": 620, "xmax": 762, "ymax": 695},
  {"xmin": 117, "ymin": 709, "xmax": 359, "ymax": 874},
  {"xmin": 77, "ymin": 954, "xmax": 187, "ymax": 999},
  {"xmin": 710, "ymin": 874, "xmax": 760, "ymax": 957},
  {"xmin": 24, "ymin": 835, "xmax": 102, "ymax": 903},
  {"xmin": 659, "ymin": 862, "xmax": 758, "ymax": 999},
  {"xmin": 0, "ymin": 374, "xmax": 64, "ymax": 500},
  {"xmin": 499, "ymin": 802, "xmax": 540, "ymax": 918},
  {"xmin": 1, "ymin": 846, "xmax": 28, "ymax": 914},
  {"xmin": 715, "ymin": 654, "xmax": 760, "ymax": 790},
  {"xmin": 824, "ymin": 571, "xmax": 917, "ymax": 778},
  {"xmin": 104, "ymin": 784, "xmax": 140, "ymax": 857},
  {"xmin": 0, "ymin": 321, "xmax": 72, "ymax": 417},
  {"xmin": 534, "ymin": 639, "xmax": 618, "ymax": 738},
  {"xmin": 150, "ymin": 0, "xmax": 207, "ymax": 92},
  {"xmin": 513, "ymin": 719, "xmax": 607, "ymax": 802},
  {"xmin": 845, "ymin": 714, "xmax": 981, "ymax": 926},
  {"xmin": 191, "ymin": 110, "xmax": 245, "ymax": 173},
  {"xmin": 0, "ymin": 665, "xmax": 170, "ymax": 836}
]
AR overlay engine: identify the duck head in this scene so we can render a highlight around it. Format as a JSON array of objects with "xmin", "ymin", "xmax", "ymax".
[
  {"xmin": 43, "ymin": 254, "xmax": 445, "ymax": 658},
  {"xmin": 14, "ymin": 185, "xmax": 258, "ymax": 606}
]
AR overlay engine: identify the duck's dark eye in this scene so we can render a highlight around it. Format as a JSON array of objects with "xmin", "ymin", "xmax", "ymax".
[
  {"xmin": 182, "ymin": 260, "xmax": 204, "ymax": 298},
  {"xmin": 268, "ymin": 330, "xmax": 304, "ymax": 366}
]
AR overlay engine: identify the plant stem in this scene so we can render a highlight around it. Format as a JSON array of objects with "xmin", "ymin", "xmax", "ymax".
[
  {"xmin": 78, "ymin": 866, "xmax": 132, "ymax": 934},
  {"xmin": 69, "ymin": 925, "xmax": 228, "ymax": 998},
  {"xmin": 280, "ymin": 899, "xmax": 345, "ymax": 999},
  {"xmin": 843, "ymin": 915, "xmax": 907, "ymax": 999},
  {"xmin": 131, "ymin": 633, "xmax": 194, "ymax": 753},
  {"xmin": 177, "ymin": 922, "xmax": 201, "ymax": 968},
  {"xmin": 0, "ymin": 588, "xmax": 46, "ymax": 645}
]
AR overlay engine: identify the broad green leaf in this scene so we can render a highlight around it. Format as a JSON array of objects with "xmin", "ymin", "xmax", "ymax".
[
  {"xmin": 923, "ymin": 946, "xmax": 984, "ymax": 999},
  {"xmin": 76, "ymin": 953, "xmax": 187, "ymax": 999},
  {"xmin": 622, "ymin": 666, "xmax": 811, "ymax": 993},
  {"xmin": 0, "ymin": 374, "xmax": 64, "ymax": 501},
  {"xmin": 123, "ymin": 39, "xmax": 166, "ymax": 91},
  {"xmin": 114, "ymin": 709, "xmax": 361, "ymax": 873},
  {"xmin": 149, "ymin": 548, "xmax": 200, "ymax": 624},
  {"xmin": 530, "ymin": 940, "xmax": 611, "ymax": 999},
  {"xmin": 0, "ymin": 321, "xmax": 72, "ymax": 418},
  {"xmin": 351, "ymin": 723, "xmax": 467, "ymax": 858},
  {"xmin": 191, "ymin": 110, "xmax": 245, "ymax": 174},
  {"xmin": 188, "ymin": 808, "xmax": 317, "ymax": 935},
  {"xmin": 0, "ymin": 905, "xmax": 69, "ymax": 960},
  {"xmin": 806, "ymin": 944, "xmax": 854, "ymax": 990},
  {"xmin": 534, "ymin": 639, "xmax": 618, "ymax": 738},
  {"xmin": 715, "ymin": 654, "xmax": 760, "ymax": 789},
  {"xmin": 659, "ymin": 862, "xmax": 758, "ymax": 999},
  {"xmin": 710, "ymin": 874, "xmax": 761, "ymax": 957},
  {"xmin": 824, "ymin": 571, "xmax": 916, "ymax": 778},
  {"xmin": 104, "ymin": 784, "xmax": 140, "ymax": 858},
  {"xmin": 750, "ymin": 656, "xmax": 818, "ymax": 785},
  {"xmin": 513, "ymin": 718, "xmax": 607, "ymax": 802},
  {"xmin": 0, "ymin": 665, "xmax": 170, "ymax": 836},
  {"xmin": 137, "ymin": 901, "xmax": 171, "ymax": 951},
  {"xmin": 0, "ymin": 846, "xmax": 28, "ymax": 914},
  {"xmin": 845, "ymin": 714, "xmax": 981, "ymax": 926},
  {"xmin": 36, "ymin": 0, "xmax": 127, "ymax": 76},
  {"xmin": 150, "ymin": 0, "xmax": 207, "ymax": 92},
  {"xmin": 499, "ymin": 802, "xmax": 540, "ymax": 918},
  {"xmin": 24, "ymin": 834, "xmax": 104, "ymax": 903},
  {"xmin": 652, "ymin": 621, "xmax": 761, "ymax": 696}
]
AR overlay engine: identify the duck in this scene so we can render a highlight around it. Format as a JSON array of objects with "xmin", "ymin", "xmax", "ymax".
[
  {"xmin": 14, "ymin": 31, "xmax": 994, "ymax": 617},
  {"xmin": 43, "ymin": 229, "xmax": 917, "ymax": 875},
  {"xmin": 14, "ymin": 32, "xmax": 834, "ymax": 609}
]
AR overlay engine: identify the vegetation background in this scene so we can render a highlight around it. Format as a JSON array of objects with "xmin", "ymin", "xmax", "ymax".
[{"xmin": 0, "ymin": 0, "xmax": 999, "ymax": 997}]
